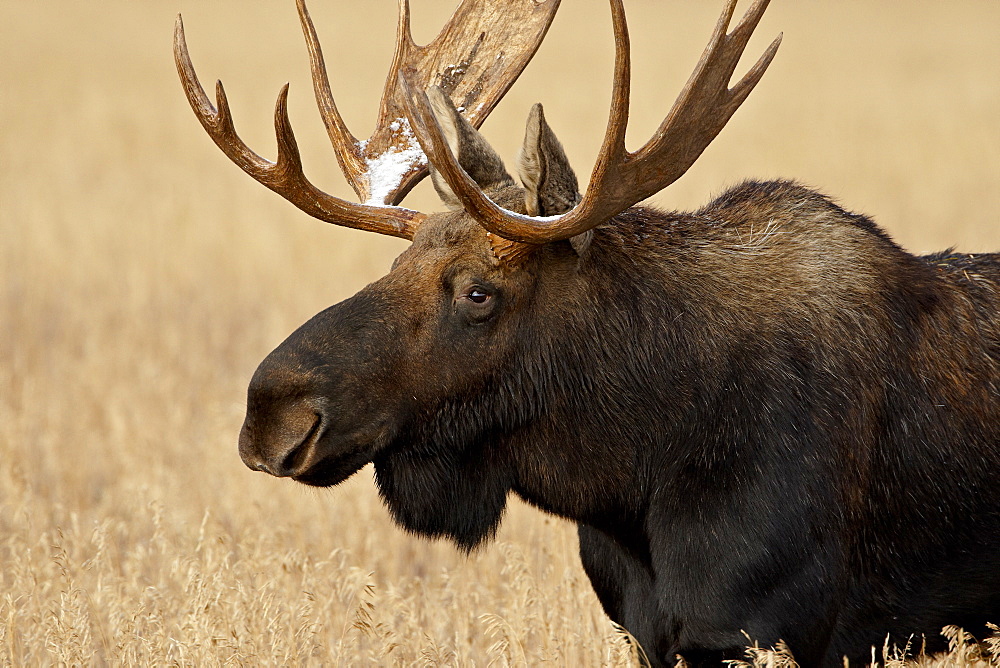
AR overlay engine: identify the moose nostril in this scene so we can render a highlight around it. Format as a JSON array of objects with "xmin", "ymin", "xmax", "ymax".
[
  {"xmin": 239, "ymin": 405, "xmax": 326, "ymax": 478},
  {"xmin": 277, "ymin": 413, "xmax": 323, "ymax": 475}
]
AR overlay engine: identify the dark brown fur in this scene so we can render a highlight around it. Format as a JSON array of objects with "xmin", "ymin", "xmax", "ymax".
[{"xmin": 239, "ymin": 126, "xmax": 1000, "ymax": 664}]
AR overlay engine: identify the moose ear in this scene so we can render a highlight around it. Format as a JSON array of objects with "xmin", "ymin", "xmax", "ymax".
[
  {"xmin": 426, "ymin": 86, "xmax": 514, "ymax": 210},
  {"xmin": 517, "ymin": 103, "xmax": 580, "ymax": 218},
  {"xmin": 517, "ymin": 104, "xmax": 589, "ymax": 255}
]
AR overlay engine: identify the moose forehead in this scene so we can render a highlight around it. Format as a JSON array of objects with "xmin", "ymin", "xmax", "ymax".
[{"xmin": 397, "ymin": 185, "xmax": 528, "ymax": 269}]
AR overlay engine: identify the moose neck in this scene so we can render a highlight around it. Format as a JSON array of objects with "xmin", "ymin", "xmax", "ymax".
[
  {"xmin": 502, "ymin": 208, "xmax": 703, "ymax": 531},
  {"xmin": 373, "ymin": 207, "xmax": 722, "ymax": 549}
]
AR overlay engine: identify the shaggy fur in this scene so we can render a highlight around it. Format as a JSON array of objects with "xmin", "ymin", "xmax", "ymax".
[{"xmin": 238, "ymin": 116, "xmax": 1000, "ymax": 666}]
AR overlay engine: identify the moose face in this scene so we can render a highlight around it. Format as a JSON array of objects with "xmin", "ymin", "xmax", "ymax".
[
  {"xmin": 238, "ymin": 195, "xmax": 543, "ymax": 487},
  {"xmin": 236, "ymin": 79, "xmax": 588, "ymax": 488}
]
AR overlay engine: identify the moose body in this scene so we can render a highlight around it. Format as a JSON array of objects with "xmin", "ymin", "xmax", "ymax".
[
  {"xmin": 247, "ymin": 179, "xmax": 1000, "ymax": 665},
  {"xmin": 530, "ymin": 182, "xmax": 1000, "ymax": 665},
  {"xmin": 175, "ymin": 0, "xmax": 1000, "ymax": 664}
]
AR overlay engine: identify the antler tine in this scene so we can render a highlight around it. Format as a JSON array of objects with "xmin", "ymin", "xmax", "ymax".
[
  {"xmin": 384, "ymin": 0, "xmax": 418, "ymax": 122},
  {"xmin": 727, "ymin": 22, "xmax": 783, "ymax": 111},
  {"xmin": 295, "ymin": 0, "xmax": 368, "ymax": 197},
  {"xmin": 633, "ymin": 0, "xmax": 781, "ymax": 163},
  {"xmin": 402, "ymin": 0, "xmax": 780, "ymax": 247},
  {"xmin": 173, "ymin": 15, "xmax": 424, "ymax": 240},
  {"xmin": 570, "ymin": 0, "xmax": 633, "ymax": 217},
  {"xmin": 729, "ymin": 0, "xmax": 773, "ymax": 53}
]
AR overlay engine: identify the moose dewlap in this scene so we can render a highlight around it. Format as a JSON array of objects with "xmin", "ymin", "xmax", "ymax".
[{"xmin": 175, "ymin": 0, "xmax": 1000, "ymax": 665}]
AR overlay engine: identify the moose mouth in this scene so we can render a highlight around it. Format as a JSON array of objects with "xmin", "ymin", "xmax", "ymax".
[
  {"xmin": 290, "ymin": 420, "xmax": 391, "ymax": 487},
  {"xmin": 292, "ymin": 447, "xmax": 373, "ymax": 487}
]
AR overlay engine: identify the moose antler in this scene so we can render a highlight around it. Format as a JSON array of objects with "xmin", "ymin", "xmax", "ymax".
[
  {"xmin": 300, "ymin": 0, "xmax": 562, "ymax": 206},
  {"xmin": 174, "ymin": 0, "xmax": 561, "ymax": 239},
  {"xmin": 401, "ymin": 0, "xmax": 782, "ymax": 245}
]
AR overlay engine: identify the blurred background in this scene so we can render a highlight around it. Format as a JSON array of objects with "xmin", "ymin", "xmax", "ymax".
[{"xmin": 1, "ymin": 0, "xmax": 997, "ymax": 664}]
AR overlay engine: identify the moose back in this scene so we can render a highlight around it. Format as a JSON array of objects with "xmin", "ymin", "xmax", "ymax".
[{"xmin": 175, "ymin": 0, "xmax": 1000, "ymax": 664}]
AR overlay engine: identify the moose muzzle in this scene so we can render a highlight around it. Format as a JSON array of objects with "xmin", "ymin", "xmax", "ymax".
[{"xmin": 238, "ymin": 393, "xmax": 327, "ymax": 478}]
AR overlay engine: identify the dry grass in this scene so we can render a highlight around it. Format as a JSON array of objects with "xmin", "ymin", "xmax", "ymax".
[{"xmin": 1, "ymin": 0, "xmax": 998, "ymax": 665}]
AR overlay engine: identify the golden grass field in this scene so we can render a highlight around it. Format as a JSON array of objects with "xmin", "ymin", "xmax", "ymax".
[{"xmin": 1, "ymin": 0, "xmax": 998, "ymax": 664}]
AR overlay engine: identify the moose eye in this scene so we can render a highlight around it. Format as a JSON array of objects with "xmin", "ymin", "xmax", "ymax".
[
  {"xmin": 452, "ymin": 281, "xmax": 500, "ymax": 325},
  {"xmin": 466, "ymin": 287, "xmax": 491, "ymax": 304},
  {"xmin": 454, "ymin": 283, "xmax": 498, "ymax": 324}
]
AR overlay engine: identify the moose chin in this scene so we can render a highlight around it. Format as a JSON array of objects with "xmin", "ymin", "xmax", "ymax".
[{"xmin": 176, "ymin": 0, "xmax": 1000, "ymax": 665}]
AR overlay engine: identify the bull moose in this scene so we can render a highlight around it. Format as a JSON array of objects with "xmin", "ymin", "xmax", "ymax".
[{"xmin": 174, "ymin": 0, "xmax": 1000, "ymax": 664}]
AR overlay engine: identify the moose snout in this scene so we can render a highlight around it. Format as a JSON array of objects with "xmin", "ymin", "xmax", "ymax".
[{"xmin": 238, "ymin": 398, "xmax": 326, "ymax": 478}]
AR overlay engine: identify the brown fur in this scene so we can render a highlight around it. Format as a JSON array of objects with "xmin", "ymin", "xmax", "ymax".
[{"xmin": 238, "ymin": 117, "xmax": 1000, "ymax": 666}]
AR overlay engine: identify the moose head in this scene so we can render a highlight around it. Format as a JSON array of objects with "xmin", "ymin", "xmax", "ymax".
[{"xmin": 174, "ymin": 0, "xmax": 779, "ymax": 503}]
